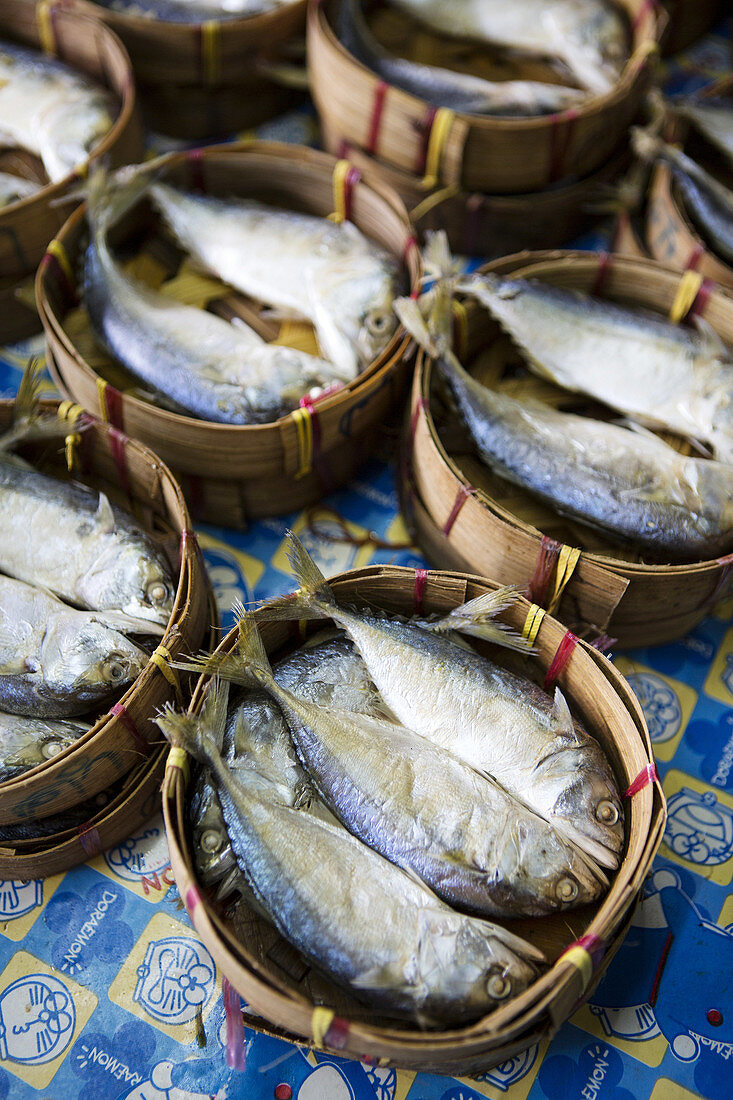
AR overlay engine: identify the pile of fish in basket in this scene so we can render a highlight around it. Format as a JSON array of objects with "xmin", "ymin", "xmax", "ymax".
[{"xmin": 1, "ymin": 0, "xmax": 732, "ymax": 1076}]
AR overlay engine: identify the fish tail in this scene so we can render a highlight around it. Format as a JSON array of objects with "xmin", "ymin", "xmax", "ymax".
[
  {"xmin": 0, "ymin": 359, "xmax": 74, "ymax": 454},
  {"xmin": 155, "ymin": 677, "xmax": 230, "ymax": 768},
  {"xmin": 85, "ymin": 161, "xmax": 159, "ymax": 241},
  {"xmin": 427, "ymin": 586, "xmax": 535, "ymax": 654},
  {"xmin": 258, "ymin": 531, "xmax": 336, "ymax": 623}
]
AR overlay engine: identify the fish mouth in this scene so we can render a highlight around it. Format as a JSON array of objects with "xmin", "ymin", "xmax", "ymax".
[
  {"xmin": 558, "ymin": 818, "xmax": 623, "ymax": 871},
  {"xmin": 122, "ymin": 601, "xmax": 172, "ymax": 630}
]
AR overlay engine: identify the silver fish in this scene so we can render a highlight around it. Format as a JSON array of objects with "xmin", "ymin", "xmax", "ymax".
[
  {"xmin": 84, "ymin": 171, "xmax": 353, "ymax": 425},
  {"xmin": 92, "ymin": 0, "xmax": 297, "ymax": 24},
  {"xmin": 149, "ymin": 178, "xmax": 401, "ymax": 378},
  {"xmin": 0, "ymin": 711, "xmax": 87, "ymax": 782},
  {"xmin": 0, "ymin": 171, "xmax": 40, "ymax": 208},
  {"xmin": 0, "ymin": 574, "xmax": 150, "ymax": 718},
  {"xmin": 386, "ymin": 0, "xmax": 628, "ymax": 96},
  {"xmin": 159, "ymin": 679, "xmax": 544, "ymax": 1025},
  {"xmin": 0, "ymin": 41, "xmax": 113, "ymax": 183},
  {"xmin": 455, "ymin": 264, "xmax": 733, "ymax": 465},
  {"xmin": 633, "ymin": 128, "xmax": 733, "ymax": 268},
  {"xmin": 337, "ymin": 0, "xmax": 585, "ymax": 116},
  {"xmin": 263, "ymin": 535, "xmax": 625, "ymax": 869},
  {"xmin": 674, "ymin": 93, "xmax": 733, "ymax": 170},
  {"xmin": 189, "ymin": 616, "xmax": 608, "ymax": 918}
]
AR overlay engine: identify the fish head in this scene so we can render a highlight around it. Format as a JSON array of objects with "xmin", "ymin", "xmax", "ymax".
[
  {"xmin": 309, "ymin": 255, "xmax": 399, "ymax": 376},
  {"xmin": 43, "ymin": 619, "xmax": 147, "ymax": 702},
  {"xmin": 80, "ymin": 540, "xmax": 175, "ymax": 628},
  {"xmin": 191, "ymin": 777, "xmax": 236, "ymax": 888}
]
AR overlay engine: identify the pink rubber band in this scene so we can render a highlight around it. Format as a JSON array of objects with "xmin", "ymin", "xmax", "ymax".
[
  {"xmin": 413, "ymin": 568, "xmax": 428, "ymax": 614},
  {"xmin": 544, "ymin": 630, "xmax": 578, "ymax": 690},
  {"xmin": 624, "ymin": 762, "xmax": 658, "ymax": 798},
  {"xmin": 223, "ymin": 977, "xmax": 246, "ymax": 1070}
]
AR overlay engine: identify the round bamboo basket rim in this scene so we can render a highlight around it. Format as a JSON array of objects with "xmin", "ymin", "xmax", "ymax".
[
  {"xmin": 163, "ymin": 563, "xmax": 664, "ymax": 1062},
  {"xmin": 649, "ymin": 161, "xmax": 733, "ymax": 285},
  {"xmin": 0, "ymin": 6, "xmax": 138, "ymax": 213},
  {"xmin": 312, "ymin": 0, "xmax": 664, "ymax": 132},
  {"xmin": 69, "ymin": 0, "xmax": 306, "ymax": 33},
  {"xmin": 0, "ymin": 397, "xmax": 212, "ymax": 817},
  {"xmin": 35, "ymin": 139, "xmax": 419, "ymax": 438},
  {"xmin": 415, "ymin": 248, "xmax": 733, "ymax": 578}
]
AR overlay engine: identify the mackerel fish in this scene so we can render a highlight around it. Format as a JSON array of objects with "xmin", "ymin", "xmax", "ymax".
[
  {"xmin": 633, "ymin": 129, "xmax": 733, "ymax": 269},
  {"xmin": 673, "ymin": 93, "xmax": 733, "ymax": 171},
  {"xmin": 149, "ymin": 178, "xmax": 401, "ymax": 379},
  {"xmin": 456, "ymin": 265, "xmax": 733, "ymax": 465},
  {"xmin": 0, "ymin": 574, "xmax": 149, "ymax": 717},
  {"xmin": 0, "ymin": 712, "xmax": 87, "ymax": 782},
  {"xmin": 386, "ymin": 0, "xmax": 628, "ymax": 96},
  {"xmin": 260, "ymin": 533, "xmax": 626, "ymax": 869},
  {"xmin": 338, "ymin": 0, "xmax": 585, "ymax": 116},
  {"xmin": 186, "ymin": 615, "xmax": 608, "ymax": 918},
  {"xmin": 159, "ymin": 679, "xmax": 544, "ymax": 1025},
  {"xmin": 93, "ymin": 0, "xmax": 297, "ymax": 23},
  {"xmin": 0, "ymin": 41, "xmax": 113, "ymax": 183},
  {"xmin": 0, "ymin": 171, "xmax": 40, "ymax": 208},
  {"xmin": 84, "ymin": 171, "xmax": 353, "ymax": 424}
]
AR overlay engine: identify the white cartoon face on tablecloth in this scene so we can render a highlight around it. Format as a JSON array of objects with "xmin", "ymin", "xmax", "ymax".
[
  {"xmin": 0, "ymin": 881, "xmax": 42, "ymax": 922},
  {"xmin": 134, "ymin": 938, "xmax": 216, "ymax": 1026},
  {"xmin": 0, "ymin": 974, "xmax": 75, "ymax": 1064},
  {"xmin": 104, "ymin": 819, "xmax": 170, "ymax": 882}
]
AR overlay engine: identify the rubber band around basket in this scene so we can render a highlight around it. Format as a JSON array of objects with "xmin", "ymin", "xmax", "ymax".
[
  {"xmin": 108, "ymin": 426, "xmax": 133, "ymax": 500},
  {"xmin": 547, "ymin": 545, "xmax": 581, "ymax": 617},
  {"xmin": 223, "ymin": 978, "xmax": 246, "ymax": 1070},
  {"xmin": 151, "ymin": 645, "xmax": 183, "ymax": 703},
  {"xmin": 591, "ymin": 252, "xmax": 613, "ymax": 297},
  {"xmin": 624, "ymin": 762, "xmax": 658, "ymax": 798},
  {"xmin": 96, "ymin": 377, "xmax": 124, "ymax": 430},
  {"xmin": 185, "ymin": 884, "xmax": 201, "ymax": 914},
  {"xmin": 527, "ymin": 535, "xmax": 561, "ymax": 607},
  {"xmin": 669, "ymin": 270, "xmax": 704, "ymax": 324},
  {"xmin": 451, "ymin": 300, "xmax": 468, "ymax": 359},
  {"xmin": 632, "ymin": 0, "xmax": 659, "ymax": 31},
  {"xmin": 167, "ymin": 744, "xmax": 191, "ymax": 786},
  {"xmin": 410, "ymin": 185, "xmax": 459, "ymax": 224},
  {"xmin": 78, "ymin": 823, "xmax": 102, "ymax": 859},
  {"xmin": 688, "ymin": 279, "xmax": 715, "ymax": 321},
  {"xmin": 443, "ymin": 483, "xmax": 474, "ymax": 536},
  {"xmin": 200, "ymin": 21, "xmax": 221, "ymax": 85},
  {"xmin": 292, "ymin": 406, "xmax": 314, "ymax": 479},
  {"xmin": 311, "ymin": 1008, "xmax": 350, "ymax": 1050},
  {"xmin": 522, "ymin": 603, "xmax": 546, "ymax": 646},
  {"xmin": 110, "ymin": 701, "xmax": 151, "ymax": 757},
  {"xmin": 401, "ymin": 234, "xmax": 419, "ymax": 267},
  {"xmin": 36, "ymin": 0, "xmax": 57, "ymax": 54},
  {"xmin": 548, "ymin": 109, "xmax": 578, "ymax": 184},
  {"xmin": 365, "ymin": 80, "xmax": 388, "ymax": 156},
  {"xmin": 685, "ymin": 243, "xmax": 705, "ymax": 271},
  {"xmin": 560, "ymin": 933, "xmax": 606, "ymax": 992},
  {"xmin": 421, "ymin": 108, "xmax": 455, "ymax": 190},
  {"xmin": 46, "ymin": 238, "xmax": 73, "ymax": 285},
  {"xmin": 544, "ymin": 630, "xmax": 578, "ymax": 690},
  {"xmin": 413, "ymin": 568, "xmax": 428, "ymax": 615},
  {"xmin": 328, "ymin": 161, "xmax": 360, "ymax": 224}
]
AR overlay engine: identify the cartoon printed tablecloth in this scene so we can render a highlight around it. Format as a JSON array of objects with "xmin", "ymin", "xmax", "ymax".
[{"xmin": 0, "ymin": 20, "xmax": 732, "ymax": 1100}]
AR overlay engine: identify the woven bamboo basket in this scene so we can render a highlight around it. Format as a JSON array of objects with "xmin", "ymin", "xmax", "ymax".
[
  {"xmin": 660, "ymin": 0, "xmax": 723, "ymax": 56},
  {"xmin": 0, "ymin": 398, "xmax": 212, "ymax": 826},
  {"xmin": 403, "ymin": 251, "xmax": 733, "ymax": 648},
  {"xmin": 0, "ymin": 745, "xmax": 166, "ymax": 878},
  {"xmin": 37, "ymin": 141, "xmax": 420, "ymax": 528},
  {"xmin": 320, "ymin": 118, "xmax": 630, "ymax": 255},
  {"xmin": 0, "ymin": 0, "xmax": 142, "ymax": 295},
  {"xmin": 309, "ymin": 0, "xmax": 663, "ymax": 195},
  {"xmin": 63, "ymin": 0, "xmax": 306, "ymax": 138},
  {"xmin": 0, "ymin": 274, "xmax": 39, "ymax": 343},
  {"xmin": 163, "ymin": 564, "xmax": 665, "ymax": 1074}
]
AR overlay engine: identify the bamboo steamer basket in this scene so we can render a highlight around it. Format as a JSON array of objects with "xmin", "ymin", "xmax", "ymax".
[
  {"xmin": 0, "ymin": 0, "xmax": 142, "ymax": 295},
  {"xmin": 163, "ymin": 563, "xmax": 665, "ymax": 1074},
  {"xmin": 0, "ymin": 746, "xmax": 166, "ymax": 878},
  {"xmin": 37, "ymin": 141, "xmax": 420, "ymax": 528},
  {"xmin": 63, "ymin": 0, "xmax": 306, "ymax": 138},
  {"xmin": 308, "ymin": 0, "xmax": 664, "ymax": 196},
  {"xmin": 404, "ymin": 251, "xmax": 733, "ymax": 648},
  {"xmin": 0, "ymin": 274, "xmax": 39, "ymax": 343},
  {"xmin": 660, "ymin": 0, "xmax": 723, "ymax": 56},
  {"xmin": 0, "ymin": 398, "xmax": 212, "ymax": 826},
  {"xmin": 320, "ymin": 117, "xmax": 630, "ymax": 256}
]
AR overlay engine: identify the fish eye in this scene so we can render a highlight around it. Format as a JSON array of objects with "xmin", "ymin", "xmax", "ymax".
[
  {"xmin": 556, "ymin": 877, "xmax": 579, "ymax": 903},
  {"xmin": 105, "ymin": 655, "xmax": 128, "ymax": 683},
  {"xmin": 596, "ymin": 799, "xmax": 620, "ymax": 825},
  {"xmin": 147, "ymin": 581, "xmax": 170, "ymax": 606},
  {"xmin": 366, "ymin": 310, "xmax": 392, "ymax": 337},
  {"xmin": 43, "ymin": 740, "xmax": 64, "ymax": 759},
  {"xmin": 487, "ymin": 972, "xmax": 512, "ymax": 1000},
  {"xmin": 200, "ymin": 829, "xmax": 223, "ymax": 854}
]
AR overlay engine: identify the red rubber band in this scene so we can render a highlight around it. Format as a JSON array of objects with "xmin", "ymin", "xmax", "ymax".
[
  {"xmin": 548, "ymin": 109, "xmax": 578, "ymax": 184},
  {"xmin": 685, "ymin": 243, "xmax": 705, "ymax": 272},
  {"xmin": 591, "ymin": 252, "xmax": 613, "ymax": 297},
  {"xmin": 402, "ymin": 234, "xmax": 418, "ymax": 267},
  {"xmin": 624, "ymin": 762, "xmax": 658, "ymax": 798},
  {"xmin": 413, "ymin": 568, "xmax": 428, "ymax": 615},
  {"xmin": 185, "ymin": 885, "xmax": 201, "ymax": 913},
  {"xmin": 366, "ymin": 80, "xmax": 388, "ymax": 156},
  {"xmin": 409, "ymin": 396, "xmax": 428, "ymax": 448},
  {"xmin": 41, "ymin": 252, "xmax": 78, "ymax": 305},
  {"xmin": 223, "ymin": 977, "xmax": 246, "ymax": 1070},
  {"xmin": 78, "ymin": 823, "xmax": 102, "ymax": 858},
  {"xmin": 590, "ymin": 634, "xmax": 617, "ymax": 654},
  {"xmin": 443, "ymin": 483, "xmax": 475, "ymax": 536},
  {"xmin": 632, "ymin": 0, "xmax": 657, "ymax": 32},
  {"xmin": 414, "ymin": 106, "xmax": 438, "ymax": 177},
  {"xmin": 187, "ymin": 148, "xmax": 206, "ymax": 193},
  {"xmin": 687, "ymin": 278, "xmax": 715, "ymax": 320},
  {"xmin": 544, "ymin": 630, "xmax": 578, "ymax": 690},
  {"xmin": 527, "ymin": 535, "xmax": 561, "ymax": 607},
  {"xmin": 108, "ymin": 426, "xmax": 132, "ymax": 500},
  {"xmin": 341, "ymin": 166, "xmax": 361, "ymax": 224},
  {"xmin": 103, "ymin": 384, "xmax": 124, "ymax": 432},
  {"xmin": 110, "ymin": 702, "xmax": 151, "ymax": 757},
  {"xmin": 324, "ymin": 1016, "xmax": 351, "ymax": 1050},
  {"xmin": 562, "ymin": 932, "xmax": 606, "ymax": 968}
]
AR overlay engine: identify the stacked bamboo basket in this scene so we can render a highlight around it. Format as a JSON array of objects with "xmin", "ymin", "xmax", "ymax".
[
  {"xmin": 309, "ymin": 0, "xmax": 664, "ymax": 254},
  {"xmin": 163, "ymin": 564, "xmax": 665, "ymax": 1073},
  {"xmin": 63, "ymin": 0, "xmax": 308, "ymax": 138},
  {"xmin": 0, "ymin": 398, "xmax": 212, "ymax": 877},
  {"xmin": 0, "ymin": 0, "xmax": 143, "ymax": 342},
  {"xmin": 37, "ymin": 141, "xmax": 421, "ymax": 527}
]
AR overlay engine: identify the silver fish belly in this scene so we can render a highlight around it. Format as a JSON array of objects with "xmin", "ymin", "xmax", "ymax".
[
  {"xmin": 675, "ymin": 95, "xmax": 733, "ymax": 171},
  {"xmin": 0, "ymin": 171, "xmax": 40, "ymax": 208}
]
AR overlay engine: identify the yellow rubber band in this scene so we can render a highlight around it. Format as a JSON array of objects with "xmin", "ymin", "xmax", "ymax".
[
  {"xmin": 522, "ymin": 603, "xmax": 546, "ymax": 646},
  {"xmin": 201, "ymin": 21, "xmax": 221, "ymax": 85},
  {"xmin": 328, "ymin": 159, "xmax": 353, "ymax": 224},
  {"xmin": 166, "ymin": 744, "xmax": 190, "ymax": 786},
  {"xmin": 311, "ymin": 1007, "xmax": 335, "ymax": 1048},
  {"xmin": 547, "ymin": 545, "xmax": 581, "ymax": 618},
  {"xmin": 422, "ymin": 108, "xmax": 455, "ymax": 191},
  {"xmin": 46, "ymin": 239, "xmax": 73, "ymax": 285},
  {"xmin": 96, "ymin": 377, "xmax": 109, "ymax": 421},
  {"xmin": 151, "ymin": 645, "xmax": 182, "ymax": 699},
  {"xmin": 561, "ymin": 945, "xmax": 594, "ymax": 991},
  {"xmin": 36, "ymin": 0, "xmax": 56, "ymax": 55},
  {"xmin": 64, "ymin": 433, "xmax": 81, "ymax": 473},
  {"xmin": 451, "ymin": 299, "xmax": 468, "ymax": 359},
  {"xmin": 410, "ymin": 184, "xmax": 459, "ymax": 223},
  {"xmin": 292, "ymin": 406, "xmax": 313, "ymax": 480},
  {"xmin": 669, "ymin": 270, "xmax": 704, "ymax": 324},
  {"xmin": 57, "ymin": 400, "xmax": 84, "ymax": 423}
]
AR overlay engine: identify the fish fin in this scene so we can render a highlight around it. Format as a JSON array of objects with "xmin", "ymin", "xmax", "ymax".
[
  {"xmin": 692, "ymin": 314, "xmax": 729, "ymax": 360},
  {"xmin": 88, "ymin": 609, "xmax": 166, "ymax": 637},
  {"xmin": 172, "ymin": 649, "xmax": 254, "ymax": 689},
  {"xmin": 283, "ymin": 531, "xmax": 337, "ymax": 611},
  {"xmin": 552, "ymin": 687, "xmax": 582, "ymax": 745},
  {"xmin": 94, "ymin": 492, "xmax": 116, "ymax": 535},
  {"xmin": 394, "ymin": 295, "xmax": 438, "ymax": 355},
  {"xmin": 0, "ymin": 358, "xmax": 75, "ymax": 454},
  {"xmin": 155, "ymin": 676, "xmax": 230, "ymax": 765},
  {"xmin": 426, "ymin": 586, "xmax": 534, "ymax": 654},
  {"xmin": 86, "ymin": 161, "xmax": 165, "ymax": 239}
]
